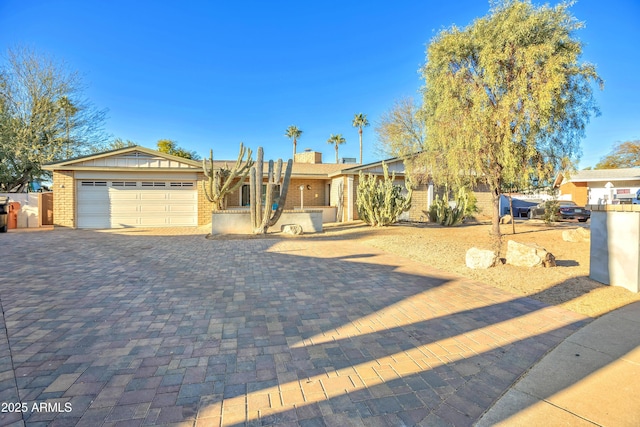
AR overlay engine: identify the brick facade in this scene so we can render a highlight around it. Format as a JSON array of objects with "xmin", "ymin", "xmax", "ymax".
[
  {"xmin": 285, "ymin": 179, "xmax": 328, "ymax": 209},
  {"xmin": 52, "ymin": 170, "xmax": 76, "ymax": 228},
  {"xmin": 407, "ymin": 184, "xmax": 430, "ymax": 222},
  {"xmin": 472, "ymin": 182, "xmax": 494, "ymax": 217},
  {"xmin": 197, "ymin": 172, "xmax": 216, "ymax": 226}
]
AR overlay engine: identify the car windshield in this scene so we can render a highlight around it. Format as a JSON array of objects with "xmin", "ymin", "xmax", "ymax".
[{"xmin": 559, "ymin": 201, "xmax": 578, "ymax": 207}]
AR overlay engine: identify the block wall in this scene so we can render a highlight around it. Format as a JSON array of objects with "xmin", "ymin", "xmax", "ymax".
[
  {"xmin": 197, "ymin": 172, "xmax": 216, "ymax": 225},
  {"xmin": 408, "ymin": 183, "xmax": 430, "ymax": 222},
  {"xmin": 52, "ymin": 170, "xmax": 75, "ymax": 228}
]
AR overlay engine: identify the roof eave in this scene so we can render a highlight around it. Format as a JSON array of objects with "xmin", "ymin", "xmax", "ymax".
[
  {"xmin": 43, "ymin": 166, "xmax": 202, "ymax": 172},
  {"xmin": 43, "ymin": 145, "xmax": 202, "ymax": 169},
  {"xmin": 566, "ymin": 177, "xmax": 640, "ymax": 183}
]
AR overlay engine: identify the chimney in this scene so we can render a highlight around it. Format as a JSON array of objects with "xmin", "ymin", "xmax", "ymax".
[{"xmin": 294, "ymin": 150, "xmax": 323, "ymax": 164}]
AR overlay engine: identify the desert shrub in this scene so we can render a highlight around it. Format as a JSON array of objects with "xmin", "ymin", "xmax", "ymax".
[
  {"xmin": 464, "ymin": 189, "xmax": 478, "ymax": 216},
  {"xmin": 542, "ymin": 199, "xmax": 560, "ymax": 223}
]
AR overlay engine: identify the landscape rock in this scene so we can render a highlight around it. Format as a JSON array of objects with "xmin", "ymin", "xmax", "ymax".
[
  {"xmin": 576, "ymin": 227, "xmax": 590, "ymax": 240},
  {"xmin": 465, "ymin": 247, "xmax": 497, "ymax": 269},
  {"xmin": 562, "ymin": 229, "xmax": 583, "ymax": 242},
  {"xmin": 281, "ymin": 224, "xmax": 303, "ymax": 235},
  {"xmin": 500, "ymin": 214, "xmax": 513, "ymax": 224},
  {"xmin": 562, "ymin": 227, "xmax": 591, "ymax": 242},
  {"xmin": 506, "ymin": 240, "xmax": 556, "ymax": 268}
]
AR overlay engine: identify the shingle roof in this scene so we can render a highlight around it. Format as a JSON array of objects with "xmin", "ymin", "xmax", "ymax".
[{"xmin": 207, "ymin": 161, "xmax": 351, "ymax": 178}]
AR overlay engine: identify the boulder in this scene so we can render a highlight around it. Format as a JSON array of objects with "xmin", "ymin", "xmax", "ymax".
[
  {"xmin": 500, "ymin": 214, "xmax": 513, "ymax": 224},
  {"xmin": 562, "ymin": 227, "xmax": 591, "ymax": 243},
  {"xmin": 506, "ymin": 240, "xmax": 556, "ymax": 268},
  {"xmin": 281, "ymin": 224, "xmax": 303, "ymax": 235},
  {"xmin": 562, "ymin": 229, "xmax": 583, "ymax": 242},
  {"xmin": 466, "ymin": 247, "xmax": 497, "ymax": 269},
  {"xmin": 576, "ymin": 227, "xmax": 590, "ymax": 241}
]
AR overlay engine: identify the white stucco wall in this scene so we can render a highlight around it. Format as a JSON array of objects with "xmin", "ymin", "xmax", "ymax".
[{"xmin": 590, "ymin": 206, "xmax": 640, "ymax": 292}]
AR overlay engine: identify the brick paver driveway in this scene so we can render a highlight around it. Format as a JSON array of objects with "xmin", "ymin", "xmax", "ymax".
[{"xmin": 0, "ymin": 228, "xmax": 589, "ymax": 426}]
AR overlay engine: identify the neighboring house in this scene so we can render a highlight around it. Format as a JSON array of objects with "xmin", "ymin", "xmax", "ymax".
[{"xmin": 555, "ymin": 168, "xmax": 640, "ymax": 206}]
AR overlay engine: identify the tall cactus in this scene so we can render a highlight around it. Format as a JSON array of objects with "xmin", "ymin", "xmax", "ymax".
[
  {"xmin": 202, "ymin": 143, "xmax": 253, "ymax": 210},
  {"xmin": 249, "ymin": 147, "xmax": 293, "ymax": 234},
  {"xmin": 428, "ymin": 187, "xmax": 469, "ymax": 226},
  {"xmin": 356, "ymin": 161, "xmax": 412, "ymax": 227}
]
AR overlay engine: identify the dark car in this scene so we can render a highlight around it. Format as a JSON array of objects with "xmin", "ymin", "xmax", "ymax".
[{"xmin": 528, "ymin": 200, "xmax": 590, "ymax": 222}]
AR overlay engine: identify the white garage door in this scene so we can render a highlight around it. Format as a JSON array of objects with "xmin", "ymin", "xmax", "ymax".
[{"xmin": 77, "ymin": 180, "xmax": 197, "ymax": 228}]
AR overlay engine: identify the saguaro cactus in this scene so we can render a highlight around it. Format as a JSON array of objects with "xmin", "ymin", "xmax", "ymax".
[
  {"xmin": 249, "ymin": 147, "xmax": 293, "ymax": 234},
  {"xmin": 202, "ymin": 143, "xmax": 254, "ymax": 210}
]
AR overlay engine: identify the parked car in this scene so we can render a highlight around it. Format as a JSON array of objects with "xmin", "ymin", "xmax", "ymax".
[{"xmin": 528, "ymin": 200, "xmax": 590, "ymax": 222}]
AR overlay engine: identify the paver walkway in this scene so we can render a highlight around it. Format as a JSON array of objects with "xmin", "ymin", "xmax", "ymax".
[{"xmin": 0, "ymin": 228, "xmax": 589, "ymax": 426}]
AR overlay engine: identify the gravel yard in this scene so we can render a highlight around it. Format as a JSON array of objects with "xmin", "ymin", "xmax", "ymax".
[{"xmin": 316, "ymin": 219, "xmax": 640, "ymax": 318}]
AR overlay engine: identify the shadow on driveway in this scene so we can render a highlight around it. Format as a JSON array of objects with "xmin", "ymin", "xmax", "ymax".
[{"xmin": 0, "ymin": 229, "xmax": 589, "ymax": 426}]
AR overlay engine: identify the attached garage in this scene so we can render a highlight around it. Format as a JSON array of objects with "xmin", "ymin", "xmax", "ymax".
[
  {"xmin": 76, "ymin": 180, "xmax": 197, "ymax": 228},
  {"xmin": 44, "ymin": 146, "xmax": 211, "ymax": 229}
]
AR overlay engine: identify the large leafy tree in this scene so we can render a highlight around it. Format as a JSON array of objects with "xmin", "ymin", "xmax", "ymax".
[
  {"xmin": 352, "ymin": 113, "xmax": 369, "ymax": 164},
  {"xmin": 88, "ymin": 137, "xmax": 136, "ymax": 154},
  {"xmin": 109, "ymin": 138, "xmax": 136, "ymax": 150},
  {"xmin": 375, "ymin": 97, "xmax": 427, "ymax": 181},
  {"xmin": 327, "ymin": 134, "xmax": 346, "ymax": 163},
  {"xmin": 156, "ymin": 139, "xmax": 200, "ymax": 160},
  {"xmin": 420, "ymin": 0, "xmax": 601, "ymax": 237},
  {"xmin": 284, "ymin": 125, "xmax": 303, "ymax": 159},
  {"xmin": 595, "ymin": 140, "xmax": 640, "ymax": 169},
  {"xmin": 0, "ymin": 47, "xmax": 107, "ymax": 192},
  {"xmin": 375, "ymin": 98, "xmax": 424, "ymax": 158}
]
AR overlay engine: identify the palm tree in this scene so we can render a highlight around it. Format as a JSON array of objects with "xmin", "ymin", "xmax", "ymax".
[
  {"xmin": 58, "ymin": 96, "xmax": 78, "ymax": 158},
  {"xmin": 285, "ymin": 125, "xmax": 303, "ymax": 159},
  {"xmin": 352, "ymin": 113, "xmax": 369, "ymax": 164},
  {"xmin": 327, "ymin": 134, "xmax": 346, "ymax": 163}
]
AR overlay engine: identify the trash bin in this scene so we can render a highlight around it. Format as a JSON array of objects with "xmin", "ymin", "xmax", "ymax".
[
  {"xmin": 8, "ymin": 202, "xmax": 20, "ymax": 229},
  {"xmin": 0, "ymin": 197, "xmax": 9, "ymax": 233}
]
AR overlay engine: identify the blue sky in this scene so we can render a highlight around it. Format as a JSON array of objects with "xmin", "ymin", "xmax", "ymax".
[{"xmin": 1, "ymin": 0, "xmax": 638, "ymax": 168}]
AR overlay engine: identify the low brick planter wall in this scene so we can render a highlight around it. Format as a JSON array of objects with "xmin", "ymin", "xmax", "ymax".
[
  {"xmin": 211, "ymin": 210, "xmax": 323, "ymax": 234},
  {"xmin": 293, "ymin": 206, "xmax": 337, "ymax": 223}
]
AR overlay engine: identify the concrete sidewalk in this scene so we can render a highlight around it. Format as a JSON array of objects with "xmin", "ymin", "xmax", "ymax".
[{"xmin": 477, "ymin": 301, "xmax": 640, "ymax": 426}]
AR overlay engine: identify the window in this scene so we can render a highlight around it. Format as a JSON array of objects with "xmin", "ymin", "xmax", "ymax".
[
  {"xmin": 141, "ymin": 182, "xmax": 166, "ymax": 187},
  {"xmin": 111, "ymin": 181, "xmax": 137, "ymax": 187},
  {"xmin": 241, "ymin": 184, "xmax": 281, "ymax": 207}
]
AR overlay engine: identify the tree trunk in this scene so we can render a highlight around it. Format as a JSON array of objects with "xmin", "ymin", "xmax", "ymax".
[
  {"xmin": 335, "ymin": 145, "xmax": 339, "ymax": 163},
  {"xmin": 359, "ymin": 128, "xmax": 363, "ymax": 164},
  {"xmin": 508, "ymin": 193, "xmax": 516, "ymax": 234},
  {"xmin": 490, "ymin": 187, "xmax": 503, "ymax": 256},
  {"xmin": 491, "ymin": 187, "xmax": 501, "ymax": 237}
]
